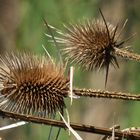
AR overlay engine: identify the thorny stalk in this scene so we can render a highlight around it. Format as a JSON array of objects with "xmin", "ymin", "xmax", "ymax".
[
  {"xmin": 73, "ymin": 88, "xmax": 140, "ymax": 101},
  {"xmin": 0, "ymin": 109, "xmax": 140, "ymax": 140},
  {"xmin": 115, "ymin": 47, "xmax": 140, "ymax": 61}
]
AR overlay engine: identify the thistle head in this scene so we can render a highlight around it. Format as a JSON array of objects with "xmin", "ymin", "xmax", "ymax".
[
  {"xmin": 55, "ymin": 10, "xmax": 128, "ymax": 85},
  {"xmin": 0, "ymin": 52, "xmax": 69, "ymax": 117},
  {"xmin": 61, "ymin": 20, "xmax": 118, "ymax": 69}
]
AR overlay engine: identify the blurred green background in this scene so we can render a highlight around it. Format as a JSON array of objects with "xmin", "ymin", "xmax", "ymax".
[{"xmin": 0, "ymin": 0, "xmax": 140, "ymax": 139}]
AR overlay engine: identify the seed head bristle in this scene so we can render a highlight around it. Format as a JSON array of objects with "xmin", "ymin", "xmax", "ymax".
[{"xmin": 0, "ymin": 52, "xmax": 69, "ymax": 117}]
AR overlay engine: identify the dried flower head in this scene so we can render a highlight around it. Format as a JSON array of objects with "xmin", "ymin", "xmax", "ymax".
[
  {"xmin": 61, "ymin": 20, "xmax": 119, "ymax": 69},
  {"xmin": 0, "ymin": 52, "xmax": 69, "ymax": 117},
  {"xmin": 53, "ymin": 10, "xmax": 131, "ymax": 85}
]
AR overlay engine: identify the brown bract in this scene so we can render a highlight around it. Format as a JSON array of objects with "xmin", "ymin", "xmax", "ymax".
[{"xmin": 0, "ymin": 52, "xmax": 69, "ymax": 117}]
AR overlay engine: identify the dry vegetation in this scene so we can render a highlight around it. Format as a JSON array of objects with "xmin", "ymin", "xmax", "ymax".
[{"xmin": 0, "ymin": 1, "xmax": 140, "ymax": 140}]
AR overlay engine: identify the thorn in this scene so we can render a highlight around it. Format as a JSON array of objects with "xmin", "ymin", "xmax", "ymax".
[
  {"xmin": 105, "ymin": 64, "xmax": 109, "ymax": 88},
  {"xmin": 99, "ymin": 8, "xmax": 110, "ymax": 42}
]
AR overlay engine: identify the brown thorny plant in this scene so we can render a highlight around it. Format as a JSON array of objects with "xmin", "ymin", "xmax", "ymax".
[
  {"xmin": 1, "ymin": 11, "xmax": 140, "ymax": 140},
  {"xmin": 0, "ymin": 52, "xmax": 140, "ymax": 120},
  {"xmin": 49, "ymin": 10, "xmax": 140, "ymax": 86},
  {"xmin": 1, "ymin": 53, "xmax": 140, "ymax": 140},
  {"xmin": 0, "ymin": 52, "xmax": 69, "ymax": 118}
]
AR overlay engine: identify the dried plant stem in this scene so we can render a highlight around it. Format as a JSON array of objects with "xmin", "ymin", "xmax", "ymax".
[
  {"xmin": 115, "ymin": 47, "xmax": 140, "ymax": 61},
  {"xmin": 0, "ymin": 109, "xmax": 140, "ymax": 139},
  {"xmin": 73, "ymin": 88, "xmax": 140, "ymax": 101}
]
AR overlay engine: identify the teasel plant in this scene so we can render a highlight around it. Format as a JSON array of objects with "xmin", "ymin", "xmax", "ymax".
[
  {"xmin": 0, "ymin": 52, "xmax": 140, "ymax": 136},
  {"xmin": 42, "ymin": 19, "xmax": 140, "ymax": 102},
  {"xmin": 0, "ymin": 51, "xmax": 140, "ymax": 111},
  {"xmin": 0, "ymin": 52, "xmax": 69, "ymax": 118},
  {"xmin": 0, "ymin": 51, "xmax": 76, "ymax": 140},
  {"xmin": 46, "ymin": 9, "xmax": 140, "ymax": 86}
]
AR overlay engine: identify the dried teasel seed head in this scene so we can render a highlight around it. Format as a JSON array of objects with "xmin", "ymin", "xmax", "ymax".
[
  {"xmin": 52, "ymin": 10, "xmax": 131, "ymax": 85},
  {"xmin": 61, "ymin": 20, "xmax": 119, "ymax": 70},
  {"xmin": 0, "ymin": 52, "xmax": 69, "ymax": 117}
]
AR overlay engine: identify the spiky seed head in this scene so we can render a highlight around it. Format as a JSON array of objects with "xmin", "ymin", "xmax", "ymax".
[
  {"xmin": 54, "ymin": 16, "xmax": 128, "ymax": 85},
  {"xmin": 60, "ymin": 20, "xmax": 119, "ymax": 69},
  {"xmin": 0, "ymin": 52, "xmax": 69, "ymax": 117}
]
